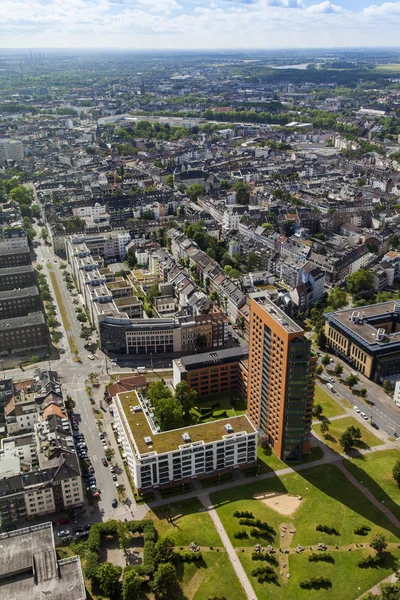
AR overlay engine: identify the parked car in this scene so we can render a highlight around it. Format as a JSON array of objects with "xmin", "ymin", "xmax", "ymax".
[
  {"xmin": 87, "ymin": 354, "xmax": 95, "ymax": 360},
  {"xmin": 57, "ymin": 529, "xmax": 71, "ymax": 537},
  {"xmin": 112, "ymin": 499, "xmax": 118, "ymax": 508},
  {"xmin": 56, "ymin": 517, "xmax": 69, "ymax": 525},
  {"xmin": 371, "ymin": 422, "xmax": 379, "ymax": 430},
  {"xmin": 353, "ymin": 406, "xmax": 360, "ymax": 413},
  {"xmin": 102, "ymin": 458, "xmax": 108, "ymax": 467},
  {"xmin": 73, "ymin": 527, "xmax": 83, "ymax": 534},
  {"xmin": 112, "ymin": 474, "xmax": 117, "ymax": 482}
]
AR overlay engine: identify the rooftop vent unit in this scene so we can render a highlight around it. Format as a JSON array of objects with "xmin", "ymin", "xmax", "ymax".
[
  {"xmin": 376, "ymin": 328, "xmax": 385, "ymax": 342},
  {"xmin": 144, "ymin": 436, "xmax": 152, "ymax": 445},
  {"xmin": 132, "ymin": 405, "xmax": 142, "ymax": 413},
  {"xmin": 350, "ymin": 311, "xmax": 361, "ymax": 324},
  {"xmin": 182, "ymin": 432, "xmax": 191, "ymax": 442},
  {"xmin": 224, "ymin": 424, "xmax": 234, "ymax": 433}
]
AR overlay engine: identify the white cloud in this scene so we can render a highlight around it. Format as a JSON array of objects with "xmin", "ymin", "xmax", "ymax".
[
  {"xmin": 362, "ymin": 1, "xmax": 400, "ymax": 16},
  {"xmin": 307, "ymin": 1, "xmax": 343, "ymax": 13}
]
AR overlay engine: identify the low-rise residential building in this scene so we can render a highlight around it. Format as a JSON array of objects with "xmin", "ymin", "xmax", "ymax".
[{"xmin": 112, "ymin": 390, "xmax": 257, "ymax": 493}]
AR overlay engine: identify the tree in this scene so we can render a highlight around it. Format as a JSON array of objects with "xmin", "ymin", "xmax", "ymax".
[
  {"xmin": 321, "ymin": 354, "xmax": 330, "ymax": 367},
  {"xmin": 105, "ymin": 447, "xmax": 115, "ymax": 461},
  {"xmin": 346, "ymin": 373, "xmax": 358, "ymax": 388},
  {"xmin": 40, "ymin": 227, "xmax": 48, "ymax": 241},
  {"xmin": 238, "ymin": 315, "xmax": 246, "ymax": 336},
  {"xmin": 195, "ymin": 334, "xmax": 208, "ymax": 351},
  {"xmin": 339, "ymin": 430, "xmax": 354, "ymax": 453},
  {"xmin": 117, "ymin": 521, "xmax": 130, "ymax": 553},
  {"xmin": 313, "ymin": 404, "xmax": 323, "ymax": 419},
  {"xmin": 370, "ymin": 533, "xmax": 388, "ymax": 555},
  {"xmin": 65, "ymin": 395, "xmax": 75, "ymax": 411},
  {"xmin": 151, "ymin": 563, "xmax": 181, "ymax": 600},
  {"xmin": 359, "ymin": 387, "xmax": 367, "ymax": 397},
  {"xmin": 175, "ymin": 381, "xmax": 197, "ymax": 415},
  {"xmin": 346, "ymin": 269, "xmax": 375, "ymax": 298},
  {"xmin": 122, "ymin": 569, "xmax": 141, "ymax": 600},
  {"xmin": 233, "ymin": 181, "xmax": 250, "ymax": 205},
  {"xmin": 146, "ymin": 283, "xmax": 160, "ymax": 305},
  {"xmin": 153, "ymin": 537, "xmax": 175, "ymax": 567},
  {"xmin": 347, "ymin": 425, "xmax": 362, "ymax": 441},
  {"xmin": 31, "ymin": 204, "xmax": 41, "ymax": 219},
  {"xmin": 97, "ymin": 562, "xmax": 122, "ymax": 599},
  {"xmin": 9, "ymin": 185, "xmax": 31, "ymax": 205},
  {"xmin": 154, "ymin": 397, "xmax": 183, "ymax": 431},
  {"xmin": 47, "ymin": 316, "xmax": 58, "ymax": 329},
  {"xmin": 316, "ymin": 329, "xmax": 327, "ymax": 350},
  {"xmin": 326, "ymin": 287, "xmax": 347, "ymax": 310},
  {"xmin": 186, "ymin": 183, "xmax": 204, "ymax": 202},
  {"xmin": 260, "ymin": 437, "xmax": 272, "ymax": 455},
  {"xmin": 76, "ymin": 312, "xmax": 87, "ymax": 323},
  {"xmin": 84, "ymin": 551, "xmax": 99, "ymax": 580},
  {"xmin": 316, "ymin": 364, "xmax": 324, "ymax": 375},
  {"xmin": 379, "ymin": 583, "xmax": 400, "ymax": 600},
  {"xmin": 384, "ymin": 380, "xmax": 394, "ymax": 395},
  {"xmin": 142, "ymin": 209, "xmax": 156, "ymax": 220},
  {"xmin": 247, "ymin": 251, "xmax": 258, "ymax": 272},
  {"xmin": 320, "ymin": 421, "xmax": 330, "ymax": 437},
  {"xmin": 80, "ymin": 326, "xmax": 92, "ymax": 341},
  {"xmin": 393, "ymin": 460, "xmax": 400, "ymax": 487},
  {"xmin": 166, "ymin": 174, "xmax": 174, "ymax": 188},
  {"xmin": 147, "ymin": 381, "xmax": 173, "ymax": 407},
  {"xmin": 334, "ymin": 363, "xmax": 343, "ymax": 376}
]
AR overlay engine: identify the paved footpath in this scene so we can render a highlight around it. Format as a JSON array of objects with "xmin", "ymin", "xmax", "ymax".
[
  {"xmin": 337, "ymin": 460, "xmax": 400, "ymax": 529},
  {"xmin": 199, "ymin": 493, "xmax": 257, "ymax": 600},
  {"xmin": 356, "ymin": 573, "xmax": 397, "ymax": 599}
]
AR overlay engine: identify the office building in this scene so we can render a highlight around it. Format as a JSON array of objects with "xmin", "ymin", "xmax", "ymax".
[
  {"xmin": 324, "ymin": 301, "xmax": 400, "ymax": 382},
  {"xmin": 0, "ymin": 523, "xmax": 85, "ymax": 600},
  {"xmin": 0, "ymin": 312, "xmax": 47, "ymax": 354},
  {"xmin": 0, "ymin": 265, "xmax": 36, "ymax": 291},
  {"xmin": 0, "ymin": 286, "xmax": 40, "ymax": 319},
  {"xmin": 0, "ymin": 138, "xmax": 24, "ymax": 163},
  {"xmin": 0, "ymin": 247, "xmax": 31, "ymax": 269},
  {"xmin": 247, "ymin": 292, "xmax": 316, "ymax": 461},
  {"xmin": 112, "ymin": 390, "xmax": 257, "ymax": 493},
  {"xmin": 173, "ymin": 347, "xmax": 248, "ymax": 398}
]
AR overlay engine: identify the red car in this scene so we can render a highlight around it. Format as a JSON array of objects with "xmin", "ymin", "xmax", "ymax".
[{"xmin": 56, "ymin": 517, "xmax": 69, "ymax": 525}]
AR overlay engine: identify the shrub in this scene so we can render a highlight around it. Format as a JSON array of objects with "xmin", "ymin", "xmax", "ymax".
[
  {"xmin": 179, "ymin": 552, "xmax": 203, "ymax": 563},
  {"xmin": 199, "ymin": 406, "xmax": 212, "ymax": 415},
  {"xmin": 300, "ymin": 577, "xmax": 332, "ymax": 589},
  {"xmin": 213, "ymin": 410, "xmax": 227, "ymax": 418},
  {"xmin": 251, "ymin": 566, "xmax": 277, "ymax": 583},
  {"xmin": 316, "ymin": 524, "xmax": 340, "ymax": 535},
  {"xmin": 234, "ymin": 530, "xmax": 249, "ymax": 540},
  {"xmin": 233, "ymin": 511, "xmax": 254, "ymax": 519},
  {"xmin": 354, "ymin": 525, "xmax": 371, "ymax": 536},
  {"xmin": 84, "ymin": 551, "xmax": 99, "ymax": 580},
  {"xmin": 358, "ymin": 555, "xmax": 384, "ymax": 568},
  {"xmin": 251, "ymin": 553, "xmax": 277, "ymax": 565},
  {"xmin": 239, "ymin": 518, "xmax": 274, "ymax": 533},
  {"xmin": 309, "ymin": 553, "xmax": 335, "ymax": 563}
]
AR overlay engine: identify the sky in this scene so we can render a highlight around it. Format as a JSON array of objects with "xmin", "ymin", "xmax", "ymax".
[{"xmin": 1, "ymin": 0, "xmax": 400, "ymax": 49}]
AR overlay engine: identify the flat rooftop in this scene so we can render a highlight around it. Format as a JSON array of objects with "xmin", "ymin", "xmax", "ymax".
[
  {"xmin": 0, "ymin": 523, "xmax": 85, "ymax": 600},
  {"xmin": 117, "ymin": 390, "xmax": 256, "ymax": 456},
  {"xmin": 249, "ymin": 292, "xmax": 303, "ymax": 333},
  {"xmin": 0, "ymin": 265, "xmax": 34, "ymax": 276},
  {"xmin": 0, "ymin": 285, "xmax": 39, "ymax": 300},
  {"xmin": 0, "ymin": 312, "xmax": 45, "ymax": 330},
  {"xmin": 176, "ymin": 347, "xmax": 249, "ymax": 372},
  {"xmin": 325, "ymin": 301, "xmax": 400, "ymax": 349}
]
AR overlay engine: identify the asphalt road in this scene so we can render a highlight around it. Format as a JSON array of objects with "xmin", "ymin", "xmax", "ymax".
[{"xmin": 319, "ymin": 356, "xmax": 400, "ymax": 436}]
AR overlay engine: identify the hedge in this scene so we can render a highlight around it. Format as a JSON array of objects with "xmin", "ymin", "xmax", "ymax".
[
  {"xmin": 234, "ymin": 530, "xmax": 249, "ymax": 539},
  {"xmin": 358, "ymin": 555, "xmax": 384, "ymax": 568},
  {"xmin": 251, "ymin": 566, "xmax": 277, "ymax": 583},
  {"xmin": 179, "ymin": 552, "xmax": 203, "ymax": 563},
  {"xmin": 354, "ymin": 525, "xmax": 371, "ymax": 536},
  {"xmin": 316, "ymin": 524, "xmax": 340, "ymax": 535},
  {"xmin": 234, "ymin": 511, "xmax": 254, "ymax": 519},
  {"xmin": 309, "ymin": 553, "xmax": 334, "ymax": 563},
  {"xmin": 300, "ymin": 577, "xmax": 332, "ymax": 589}
]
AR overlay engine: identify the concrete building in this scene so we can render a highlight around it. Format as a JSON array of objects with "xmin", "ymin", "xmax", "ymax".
[
  {"xmin": 0, "ymin": 286, "xmax": 40, "ymax": 319},
  {"xmin": 0, "ymin": 523, "xmax": 85, "ymax": 600},
  {"xmin": 324, "ymin": 301, "xmax": 400, "ymax": 382},
  {"xmin": 0, "ymin": 138, "xmax": 24, "ymax": 163},
  {"xmin": 112, "ymin": 390, "xmax": 257, "ymax": 493},
  {"xmin": 0, "ymin": 312, "xmax": 47, "ymax": 355},
  {"xmin": 0, "ymin": 265, "xmax": 36, "ymax": 292},
  {"xmin": 173, "ymin": 347, "xmax": 248, "ymax": 398},
  {"xmin": 0, "ymin": 247, "xmax": 31, "ymax": 269},
  {"xmin": 247, "ymin": 293, "xmax": 316, "ymax": 461},
  {"xmin": 0, "ymin": 223, "xmax": 29, "ymax": 251}
]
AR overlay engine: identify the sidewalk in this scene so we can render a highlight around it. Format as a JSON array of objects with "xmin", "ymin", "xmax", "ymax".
[
  {"xmin": 356, "ymin": 573, "xmax": 397, "ymax": 599},
  {"xmin": 199, "ymin": 493, "xmax": 257, "ymax": 600}
]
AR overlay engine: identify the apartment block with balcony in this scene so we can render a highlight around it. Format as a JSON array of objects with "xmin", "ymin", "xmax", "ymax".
[{"xmin": 112, "ymin": 390, "xmax": 257, "ymax": 493}]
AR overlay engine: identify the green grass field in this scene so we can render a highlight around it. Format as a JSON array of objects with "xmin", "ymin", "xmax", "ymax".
[
  {"xmin": 375, "ymin": 63, "xmax": 400, "ymax": 72},
  {"xmin": 149, "ymin": 498, "xmax": 221, "ymax": 547},
  {"xmin": 239, "ymin": 547, "xmax": 400, "ymax": 600},
  {"xmin": 190, "ymin": 391, "xmax": 247, "ymax": 424},
  {"xmin": 314, "ymin": 386, "xmax": 346, "ymax": 418},
  {"xmin": 313, "ymin": 416, "xmax": 383, "ymax": 454},
  {"xmin": 211, "ymin": 464, "xmax": 400, "ymax": 548},
  {"xmin": 180, "ymin": 551, "xmax": 246, "ymax": 600},
  {"xmin": 345, "ymin": 449, "xmax": 400, "ymax": 521}
]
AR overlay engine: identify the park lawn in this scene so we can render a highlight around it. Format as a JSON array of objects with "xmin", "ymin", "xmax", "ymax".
[
  {"xmin": 190, "ymin": 391, "xmax": 247, "ymax": 424},
  {"xmin": 376, "ymin": 64, "xmax": 400, "ymax": 72},
  {"xmin": 313, "ymin": 416, "xmax": 383, "ymax": 454},
  {"xmin": 239, "ymin": 547, "xmax": 400, "ymax": 600},
  {"xmin": 149, "ymin": 498, "xmax": 221, "ymax": 547},
  {"xmin": 179, "ymin": 551, "xmax": 246, "ymax": 600},
  {"xmin": 211, "ymin": 464, "xmax": 400, "ymax": 549},
  {"xmin": 314, "ymin": 386, "xmax": 345, "ymax": 418},
  {"xmin": 257, "ymin": 445, "xmax": 286, "ymax": 473},
  {"xmin": 345, "ymin": 449, "xmax": 400, "ymax": 521}
]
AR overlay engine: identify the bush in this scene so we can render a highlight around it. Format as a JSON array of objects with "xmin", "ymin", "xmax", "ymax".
[
  {"xmin": 239, "ymin": 518, "xmax": 274, "ymax": 533},
  {"xmin": 300, "ymin": 577, "xmax": 332, "ymax": 589},
  {"xmin": 213, "ymin": 410, "xmax": 227, "ymax": 418},
  {"xmin": 358, "ymin": 555, "xmax": 384, "ymax": 568},
  {"xmin": 234, "ymin": 530, "xmax": 249, "ymax": 540},
  {"xmin": 233, "ymin": 511, "xmax": 254, "ymax": 519},
  {"xmin": 84, "ymin": 551, "xmax": 99, "ymax": 580},
  {"xmin": 354, "ymin": 525, "xmax": 371, "ymax": 536},
  {"xmin": 179, "ymin": 551, "xmax": 203, "ymax": 563},
  {"xmin": 251, "ymin": 566, "xmax": 277, "ymax": 583},
  {"xmin": 251, "ymin": 553, "xmax": 277, "ymax": 565},
  {"xmin": 316, "ymin": 524, "xmax": 340, "ymax": 535},
  {"xmin": 309, "ymin": 553, "xmax": 335, "ymax": 563}
]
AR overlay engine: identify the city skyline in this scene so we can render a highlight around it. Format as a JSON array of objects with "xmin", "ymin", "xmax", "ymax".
[{"xmin": 2, "ymin": 0, "xmax": 400, "ymax": 49}]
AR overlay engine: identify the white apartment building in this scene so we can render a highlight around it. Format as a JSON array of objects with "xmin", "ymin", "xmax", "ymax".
[
  {"xmin": 112, "ymin": 390, "xmax": 257, "ymax": 493},
  {"xmin": 0, "ymin": 138, "xmax": 24, "ymax": 163}
]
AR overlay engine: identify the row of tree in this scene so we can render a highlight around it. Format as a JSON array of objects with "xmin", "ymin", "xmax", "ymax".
[{"xmin": 146, "ymin": 380, "xmax": 197, "ymax": 431}]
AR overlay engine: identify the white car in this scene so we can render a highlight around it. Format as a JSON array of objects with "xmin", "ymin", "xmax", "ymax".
[
  {"xmin": 353, "ymin": 406, "xmax": 360, "ymax": 413},
  {"xmin": 102, "ymin": 439, "xmax": 108, "ymax": 448},
  {"xmin": 87, "ymin": 354, "xmax": 95, "ymax": 360},
  {"xmin": 57, "ymin": 529, "xmax": 71, "ymax": 537},
  {"xmin": 360, "ymin": 412, "xmax": 368, "ymax": 420}
]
